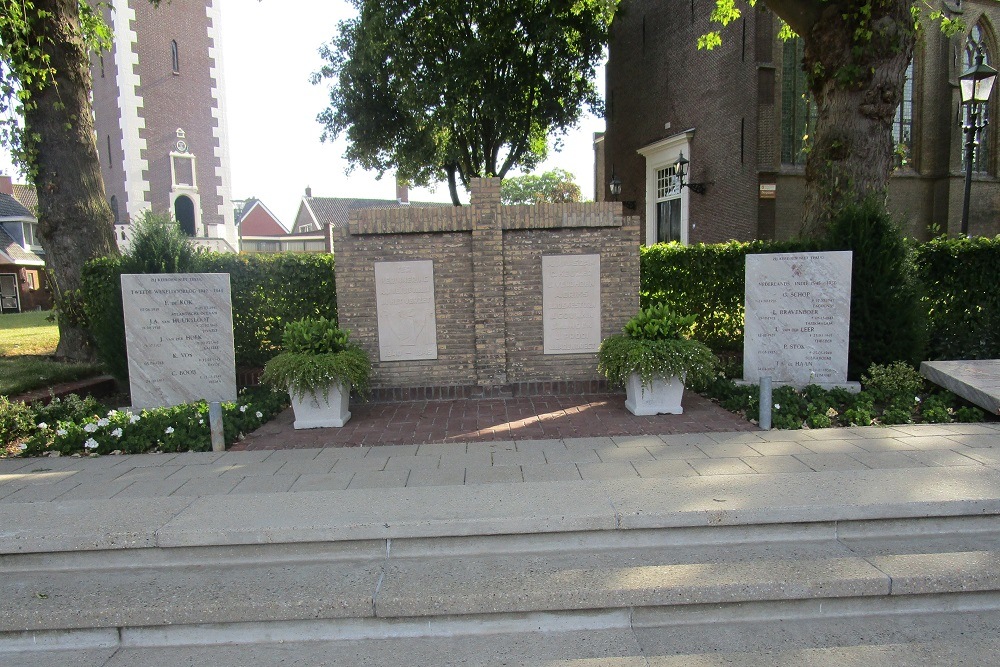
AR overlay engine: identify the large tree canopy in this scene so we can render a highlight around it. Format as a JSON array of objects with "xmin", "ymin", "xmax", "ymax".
[
  {"xmin": 705, "ymin": 0, "xmax": 961, "ymax": 234},
  {"xmin": 0, "ymin": 0, "xmax": 128, "ymax": 360},
  {"xmin": 314, "ymin": 0, "xmax": 614, "ymax": 205},
  {"xmin": 501, "ymin": 168, "xmax": 583, "ymax": 205}
]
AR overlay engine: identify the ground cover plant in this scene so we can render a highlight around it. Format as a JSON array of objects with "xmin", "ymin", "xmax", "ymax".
[
  {"xmin": 695, "ymin": 361, "xmax": 985, "ymax": 429},
  {"xmin": 0, "ymin": 311, "xmax": 104, "ymax": 396},
  {"xmin": 1, "ymin": 386, "xmax": 289, "ymax": 458}
]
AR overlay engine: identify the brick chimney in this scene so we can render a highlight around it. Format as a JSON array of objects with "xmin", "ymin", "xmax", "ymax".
[
  {"xmin": 305, "ymin": 185, "xmax": 312, "ymax": 198},
  {"xmin": 0, "ymin": 175, "xmax": 13, "ymax": 195},
  {"xmin": 396, "ymin": 177, "xmax": 409, "ymax": 205}
]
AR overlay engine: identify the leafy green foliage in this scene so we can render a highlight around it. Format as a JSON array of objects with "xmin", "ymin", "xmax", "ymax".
[
  {"xmin": 121, "ymin": 211, "xmax": 201, "ymax": 275},
  {"xmin": 860, "ymin": 362, "xmax": 924, "ymax": 406},
  {"xmin": 623, "ymin": 303, "xmax": 696, "ymax": 341},
  {"xmin": 280, "ymin": 317, "xmax": 350, "ymax": 355},
  {"xmin": 914, "ymin": 235, "xmax": 1000, "ymax": 360},
  {"xmin": 7, "ymin": 386, "xmax": 287, "ymax": 456},
  {"xmin": 0, "ymin": 396, "xmax": 33, "ymax": 447},
  {"xmin": 500, "ymin": 169, "xmax": 583, "ymax": 205},
  {"xmin": 83, "ymin": 251, "xmax": 339, "ymax": 382},
  {"xmin": 314, "ymin": 0, "xmax": 613, "ymax": 202},
  {"xmin": 825, "ymin": 200, "xmax": 926, "ymax": 378}
]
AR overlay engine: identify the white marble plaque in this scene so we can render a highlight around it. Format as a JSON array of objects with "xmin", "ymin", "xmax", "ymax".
[
  {"xmin": 543, "ymin": 254, "xmax": 601, "ymax": 355},
  {"xmin": 744, "ymin": 251, "xmax": 852, "ymax": 386},
  {"xmin": 374, "ymin": 260, "xmax": 438, "ymax": 361},
  {"xmin": 121, "ymin": 273, "xmax": 238, "ymax": 409}
]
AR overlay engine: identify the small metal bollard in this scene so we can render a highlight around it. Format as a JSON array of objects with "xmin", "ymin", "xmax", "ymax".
[
  {"xmin": 209, "ymin": 401, "xmax": 225, "ymax": 452},
  {"xmin": 759, "ymin": 376, "xmax": 772, "ymax": 431}
]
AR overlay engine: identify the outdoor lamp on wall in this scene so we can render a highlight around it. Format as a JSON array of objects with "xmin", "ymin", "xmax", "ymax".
[
  {"xmin": 959, "ymin": 47, "xmax": 998, "ymax": 235},
  {"xmin": 608, "ymin": 167, "xmax": 636, "ymax": 210},
  {"xmin": 674, "ymin": 152, "xmax": 707, "ymax": 195}
]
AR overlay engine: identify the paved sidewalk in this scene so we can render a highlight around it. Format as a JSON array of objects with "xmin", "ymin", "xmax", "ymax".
[
  {"xmin": 232, "ymin": 392, "xmax": 756, "ymax": 449},
  {"xmin": 2, "ymin": 422, "xmax": 998, "ymax": 502}
]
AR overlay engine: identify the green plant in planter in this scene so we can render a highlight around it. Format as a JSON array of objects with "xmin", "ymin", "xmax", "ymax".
[
  {"xmin": 598, "ymin": 304, "xmax": 716, "ymax": 388},
  {"xmin": 261, "ymin": 317, "xmax": 371, "ymax": 400}
]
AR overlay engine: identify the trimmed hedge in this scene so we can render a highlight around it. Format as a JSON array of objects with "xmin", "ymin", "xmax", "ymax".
[
  {"xmin": 82, "ymin": 253, "xmax": 337, "ymax": 382},
  {"xmin": 915, "ymin": 235, "xmax": 1000, "ymax": 360}
]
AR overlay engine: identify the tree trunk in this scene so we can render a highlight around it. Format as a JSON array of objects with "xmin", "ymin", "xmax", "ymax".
[
  {"xmin": 25, "ymin": 0, "xmax": 117, "ymax": 361},
  {"xmin": 798, "ymin": 0, "xmax": 915, "ymax": 235},
  {"xmin": 447, "ymin": 164, "xmax": 462, "ymax": 205}
]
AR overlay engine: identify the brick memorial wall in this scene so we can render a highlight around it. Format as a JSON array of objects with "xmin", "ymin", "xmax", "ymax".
[{"xmin": 334, "ymin": 178, "xmax": 641, "ymax": 398}]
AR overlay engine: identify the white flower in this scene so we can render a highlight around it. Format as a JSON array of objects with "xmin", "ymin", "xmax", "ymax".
[
  {"xmin": 255, "ymin": 411, "xmax": 263, "ymax": 419},
  {"xmin": 83, "ymin": 423, "xmax": 98, "ymax": 433},
  {"xmin": 165, "ymin": 427, "xmax": 175, "ymax": 435},
  {"xmin": 97, "ymin": 418, "xmax": 109, "ymax": 427},
  {"xmin": 129, "ymin": 414, "xmax": 141, "ymax": 424},
  {"xmin": 774, "ymin": 403, "xmax": 781, "ymax": 410},
  {"xmin": 107, "ymin": 409, "xmax": 117, "ymax": 417},
  {"xmin": 111, "ymin": 428, "xmax": 123, "ymax": 438},
  {"xmin": 37, "ymin": 422, "xmax": 48, "ymax": 430},
  {"xmin": 18, "ymin": 443, "xmax": 27, "ymax": 452},
  {"xmin": 198, "ymin": 419, "xmax": 204, "ymax": 425},
  {"xmin": 239, "ymin": 405, "xmax": 248, "ymax": 413},
  {"xmin": 84, "ymin": 438, "xmax": 99, "ymax": 450},
  {"xmin": 56, "ymin": 428, "xmax": 67, "ymax": 437},
  {"xmin": 914, "ymin": 396, "xmax": 921, "ymax": 403}
]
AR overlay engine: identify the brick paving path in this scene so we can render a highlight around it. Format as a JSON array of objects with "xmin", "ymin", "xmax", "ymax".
[{"xmin": 231, "ymin": 392, "xmax": 756, "ymax": 450}]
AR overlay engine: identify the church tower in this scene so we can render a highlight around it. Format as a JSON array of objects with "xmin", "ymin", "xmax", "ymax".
[{"xmin": 91, "ymin": 0, "xmax": 237, "ymax": 251}]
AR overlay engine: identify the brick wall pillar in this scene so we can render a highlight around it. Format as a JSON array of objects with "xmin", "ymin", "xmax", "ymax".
[{"xmin": 470, "ymin": 177, "xmax": 507, "ymax": 391}]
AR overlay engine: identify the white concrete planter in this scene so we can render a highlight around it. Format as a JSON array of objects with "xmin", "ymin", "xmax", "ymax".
[
  {"xmin": 289, "ymin": 382, "xmax": 351, "ymax": 429},
  {"xmin": 624, "ymin": 372, "xmax": 685, "ymax": 416}
]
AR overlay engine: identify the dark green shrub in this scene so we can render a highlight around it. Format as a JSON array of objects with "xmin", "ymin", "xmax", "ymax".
[
  {"xmin": 0, "ymin": 396, "xmax": 34, "ymax": 448},
  {"xmin": 861, "ymin": 362, "xmax": 924, "ymax": 405},
  {"xmin": 914, "ymin": 235, "xmax": 1000, "ymax": 359},
  {"xmin": 121, "ymin": 211, "xmax": 200, "ymax": 274},
  {"xmin": 280, "ymin": 317, "xmax": 350, "ymax": 354},
  {"xmin": 262, "ymin": 320, "xmax": 371, "ymax": 400},
  {"xmin": 825, "ymin": 200, "xmax": 926, "ymax": 379}
]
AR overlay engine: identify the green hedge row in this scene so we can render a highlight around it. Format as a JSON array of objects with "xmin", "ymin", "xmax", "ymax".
[
  {"xmin": 641, "ymin": 235, "xmax": 1000, "ymax": 363},
  {"xmin": 915, "ymin": 236, "xmax": 1000, "ymax": 360},
  {"xmin": 82, "ymin": 253, "xmax": 337, "ymax": 382}
]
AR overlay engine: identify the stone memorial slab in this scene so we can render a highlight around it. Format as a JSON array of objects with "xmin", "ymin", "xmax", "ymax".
[
  {"xmin": 374, "ymin": 260, "xmax": 438, "ymax": 361},
  {"xmin": 744, "ymin": 251, "xmax": 853, "ymax": 387},
  {"xmin": 121, "ymin": 273, "xmax": 237, "ymax": 409},
  {"xmin": 920, "ymin": 360, "xmax": 1000, "ymax": 415},
  {"xmin": 543, "ymin": 254, "xmax": 601, "ymax": 355}
]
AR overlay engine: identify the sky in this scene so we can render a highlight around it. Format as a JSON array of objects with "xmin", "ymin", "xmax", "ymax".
[{"xmin": 0, "ymin": 0, "xmax": 606, "ymax": 228}]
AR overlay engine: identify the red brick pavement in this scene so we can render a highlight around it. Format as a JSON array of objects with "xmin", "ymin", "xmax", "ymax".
[{"xmin": 231, "ymin": 392, "xmax": 756, "ymax": 450}]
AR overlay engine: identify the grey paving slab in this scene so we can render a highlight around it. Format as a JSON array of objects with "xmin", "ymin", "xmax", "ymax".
[
  {"xmin": 742, "ymin": 456, "xmax": 814, "ymax": 474},
  {"xmin": 659, "ymin": 433, "xmax": 723, "ymax": 446},
  {"xmin": 263, "ymin": 448, "xmax": 322, "ymax": 461},
  {"xmin": 51, "ymin": 480, "xmax": 137, "ymax": 502},
  {"xmin": 757, "ymin": 430, "xmax": 819, "ymax": 442},
  {"xmin": 415, "ymin": 442, "xmax": 468, "ymax": 455},
  {"xmin": 944, "ymin": 433, "xmax": 1000, "ymax": 448},
  {"xmin": 633, "ymin": 460, "xmax": 699, "ymax": 478},
  {"xmin": 606, "ymin": 467, "xmax": 1000, "ymax": 531},
  {"xmin": 168, "ymin": 451, "xmax": 226, "ymax": 465},
  {"xmin": 3, "ymin": 480, "xmax": 82, "ymax": 503},
  {"xmin": 871, "ymin": 551, "xmax": 1000, "ymax": 595},
  {"xmin": 229, "ymin": 474, "xmax": 299, "ymax": 495},
  {"xmin": 595, "ymin": 446, "xmax": 654, "ymax": 463},
  {"xmin": 112, "ymin": 477, "xmax": 187, "ymax": 499},
  {"xmin": 384, "ymin": 454, "xmax": 441, "ymax": 470},
  {"xmin": 313, "ymin": 446, "xmax": 370, "ymax": 461},
  {"xmin": 276, "ymin": 460, "xmax": 337, "ymax": 476},
  {"xmin": 437, "ymin": 451, "xmax": 493, "ymax": 468},
  {"xmin": 706, "ymin": 433, "xmax": 766, "ymax": 445},
  {"xmin": 946, "ymin": 449, "xmax": 1000, "ymax": 466},
  {"xmin": 849, "ymin": 452, "xmax": 928, "ymax": 470},
  {"xmin": 521, "ymin": 463, "xmax": 582, "ymax": 482},
  {"xmin": 111, "ymin": 464, "xmax": 186, "ymax": 483},
  {"xmin": 746, "ymin": 441, "xmax": 816, "ymax": 456},
  {"xmin": 899, "ymin": 435, "xmax": 969, "ymax": 451},
  {"xmin": 799, "ymin": 440, "xmax": 869, "ymax": 455},
  {"xmin": 212, "ymin": 451, "xmax": 275, "ymax": 465},
  {"xmin": 464, "ymin": 465, "xmax": 523, "ymax": 485},
  {"xmin": 849, "ymin": 437, "xmax": 915, "ymax": 452},
  {"xmin": 645, "ymin": 444, "xmax": 709, "ymax": 460},
  {"xmin": 156, "ymin": 480, "xmax": 620, "ymax": 546},
  {"xmin": 491, "ymin": 449, "xmax": 546, "ymax": 466},
  {"xmin": 578, "ymin": 462, "xmax": 639, "ymax": 480},
  {"xmin": 348, "ymin": 469, "xmax": 410, "ymax": 489},
  {"xmin": 903, "ymin": 449, "xmax": 982, "ymax": 467},
  {"xmin": 612, "ymin": 435, "xmax": 666, "ymax": 448},
  {"xmin": 0, "ymin": 496, "xmax": 194, "ymax": 554},
  {"xmin": 0, "ymin": 470, "xmax": 76, "ymax": 486},
  {"xmin": 171, "ymin": 476, "xmax": 243, "ymax": 497},
  {"xmin": 368, "ymin": 444, "xmax": 421, "ymax": 457},
  {"xmin": 288, "ymin": 472, "xmax": 354, "ymax": 493},
  {"xmin": 541, "ymin": 448, "xmax": 601, "ymax": 464},
  {"xmin": 0, "ymin": 458, "xmax": 33, "ymax": 473},
  {"xmin": 513, "ymin": 438, "xmax": 563, "ymax": 451},
  {"xmin": 697, "ymin": 443, "xmax": 763, "ymax": 459},
  {"xmin": 0, "ymin": 648, "xmax": 118, "ymax": 667},
  {"xmin": 688, "ymin": 458, "xmax": 757, "ymax": 476},
  {"xmin": 405, "ymin": 467, "xmax": 466, "ymax": 488},
  {"xmin": 795, "ymin": 453, "xmax": 869, "ymax": 472},
  {"xmin": 333, "ymin": 456, "xmax": 389, "ymax": 472},
  {"xmin": 108, "ymin": 452, "xmax": 180, "ymax": 468},
  {"xmin": 564, "ymin": 437, "xmax": 616, "ymax": 448}
]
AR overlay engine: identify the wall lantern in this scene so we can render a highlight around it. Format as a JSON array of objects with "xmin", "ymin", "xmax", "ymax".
[
  {"xmin": 959, "ymin": 47, "xmax": 998, "ymax": 235},
  {"xmin": 674, "ymin": 152, "xmax": 707, "ymax": 195},
  {"xmin": 608, "ymin": 166, "xmax": 636, "ymax": 210}
]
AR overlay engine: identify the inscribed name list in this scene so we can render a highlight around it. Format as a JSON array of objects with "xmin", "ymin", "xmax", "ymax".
[
  {"xmin": 744, "ymin": 251, "xmax": 852, "ymax": 386},
  {"xmin": 543, "ymin": 254, "xmax": 601, "ymax": 355},
  {"xmin": 374, "ymin": 260, "xmax": 438, "ymax": 361},
  {"xmin": 121, "ymin": 273, "xmax": 237, "ymax": 409}
]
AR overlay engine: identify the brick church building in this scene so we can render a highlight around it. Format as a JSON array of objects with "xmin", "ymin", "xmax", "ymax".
[
  {"xmin": 91, "ymin": 0, "xmax": 238, "ymax": 252},
  {"xmin": 598, "ymin": 0, "xmax": 1000, "ymax": 244}
]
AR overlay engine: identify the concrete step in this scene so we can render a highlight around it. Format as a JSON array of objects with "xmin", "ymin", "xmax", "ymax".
[
  {"xmin": 2, "ymin": 516, "xmax": 998, "ymax": 636},
  {"xmin": 5, "ymin": 603, "xmax": 1000, "ymax": 666}
]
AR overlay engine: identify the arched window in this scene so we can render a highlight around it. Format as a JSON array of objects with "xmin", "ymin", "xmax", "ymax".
[
  {"xmin": 965, "ymin": 24, "xmax": 993, "ymax": 173},
  {"xmin": 175, "ymin": 196, "xmax": 196, "ymax": 236},
  {"xmin": 171, "ymin": 40, "xmax": 180, "ymax": 74},
  {"xmin": 893, "ymin": 59, "xmax": 915, "ymax": 168},
  {"xmin": 780, "ymin": 38, "xmax": 815, "ymax": 165}
]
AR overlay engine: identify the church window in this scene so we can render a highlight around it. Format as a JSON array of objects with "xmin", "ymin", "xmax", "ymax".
[{"xmin": 171, "ymin": 40, "xmax": 180, "ymax": 74}]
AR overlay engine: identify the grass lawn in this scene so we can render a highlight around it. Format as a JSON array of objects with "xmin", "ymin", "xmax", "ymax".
[{"xmin": 0, "ymin": 311, "xmax": 104, "ymax": 397}]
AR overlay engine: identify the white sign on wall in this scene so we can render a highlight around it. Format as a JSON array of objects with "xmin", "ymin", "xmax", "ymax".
[
  {"xmin": 374, "ymin": 260, "xmax": 438, "ymax": 362},
  {"xmin": 121, "ymin": 273, "xmax": 237, "ymax": 409},
  {"xmin": 744, "ymin": 251, "xmax": 853, "ymax": 387},
  {"xmin": 542, "ymin": 254, "xmax": 601, "ymax": 355}
]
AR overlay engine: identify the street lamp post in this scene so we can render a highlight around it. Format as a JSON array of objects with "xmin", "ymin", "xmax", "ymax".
[{"xmin": 959, "ymin": 48, "xmax": 998, "ymax": 235}]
